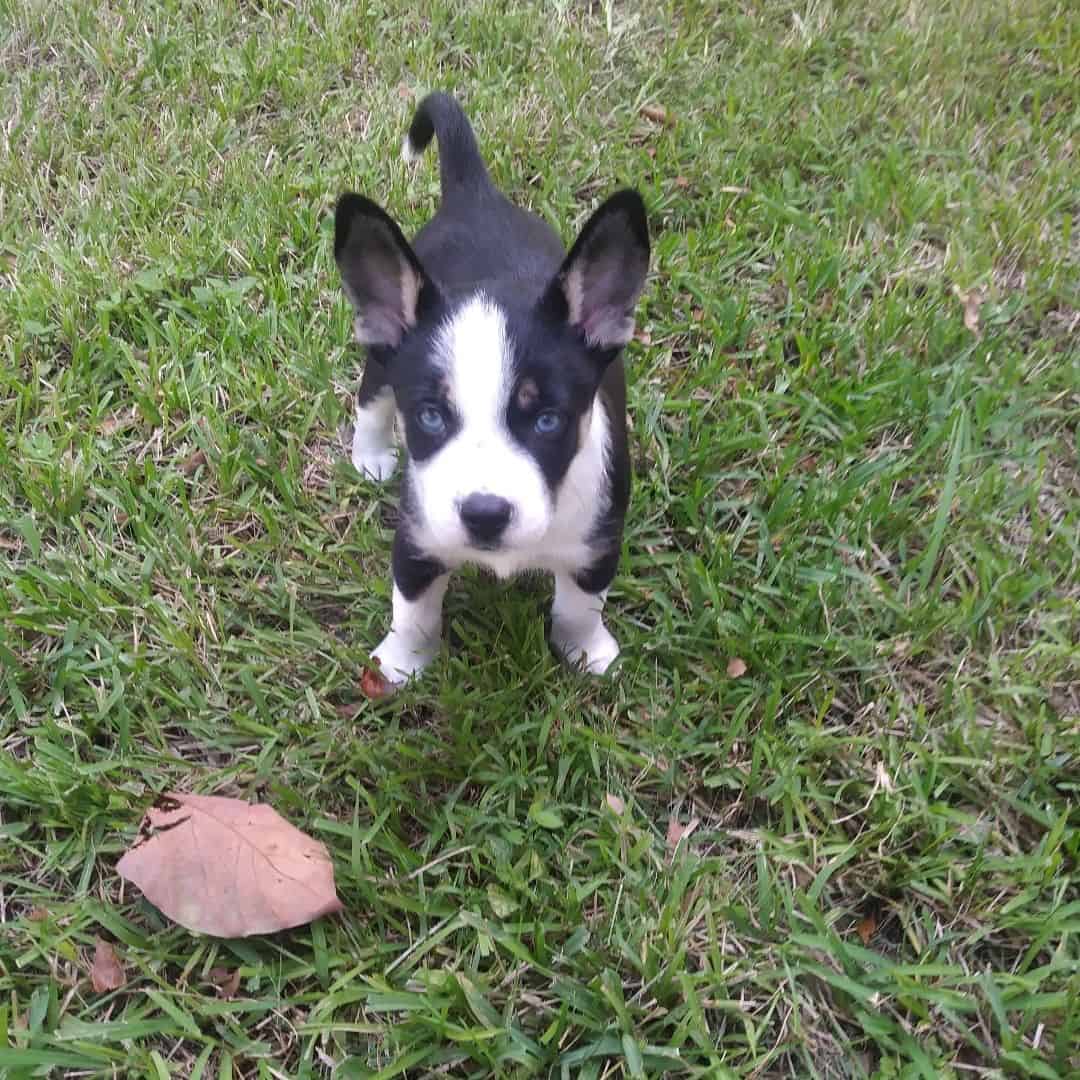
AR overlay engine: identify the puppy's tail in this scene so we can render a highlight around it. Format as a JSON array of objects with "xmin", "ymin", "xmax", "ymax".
[{"xmin": 402, "ymin": 92, "xmax": 495, "ymax": 205}]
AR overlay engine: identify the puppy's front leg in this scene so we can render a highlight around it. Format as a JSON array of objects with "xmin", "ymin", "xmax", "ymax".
[
  {"xmin": 551, "ymin": 570, "xmax": 619, "ymax": 676},
  {"xmin": 372, "ymin": 531, "xmax": 448, "ymax": 685}
]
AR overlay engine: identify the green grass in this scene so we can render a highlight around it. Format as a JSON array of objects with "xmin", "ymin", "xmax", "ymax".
[{"xmin": 1, "ymin": 0, "xmax": 1078, "ymax": 1075}]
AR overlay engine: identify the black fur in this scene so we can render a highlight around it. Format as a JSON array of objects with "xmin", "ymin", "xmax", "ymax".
[{"xmin": 391, "ymin": 525, "xmax": 445, "ymax": 602}]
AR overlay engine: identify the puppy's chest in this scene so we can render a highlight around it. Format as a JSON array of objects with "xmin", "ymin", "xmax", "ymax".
[{"xmin": 495, "ymin": 514, "xmax": 601, "ymax": 577}]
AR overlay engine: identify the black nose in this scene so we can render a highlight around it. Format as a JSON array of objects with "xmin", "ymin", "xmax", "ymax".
[{"xmin": 460, "ymin": 494, "xmax": 513, "ymax": 544}]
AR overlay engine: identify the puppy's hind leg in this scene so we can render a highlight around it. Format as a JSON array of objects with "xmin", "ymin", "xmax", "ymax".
[{"xmin": 351, "ymin": 360, "xmax": 398, "ymax": 481}]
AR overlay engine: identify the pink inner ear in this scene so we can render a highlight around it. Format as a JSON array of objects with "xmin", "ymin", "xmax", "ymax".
[
  {"xmin": 572, "ymin": 253, "xmax": 635, "ymax": 343},
  {"xmin": 582, "ymin": 306, "xmax": 631, "ymax": 348}
]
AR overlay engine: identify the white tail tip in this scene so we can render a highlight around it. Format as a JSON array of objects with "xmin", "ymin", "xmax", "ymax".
[{"xmin": 401, "ymin": 134, "xmax": 421, "ymax": 164}]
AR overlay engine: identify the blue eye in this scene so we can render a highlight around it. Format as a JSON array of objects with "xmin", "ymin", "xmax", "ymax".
[
  {"xmin": 535, "ymin": 410, "xmax": 564, "ymax": 435},
  {"xmin": 417, "ymin": 405, "xmax": 446, "ymax": 435}
]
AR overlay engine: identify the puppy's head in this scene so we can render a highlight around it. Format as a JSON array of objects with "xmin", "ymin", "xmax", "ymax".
[{"xmin": 334, "ymin": 191, "xmax": 648, "ymax": 554}]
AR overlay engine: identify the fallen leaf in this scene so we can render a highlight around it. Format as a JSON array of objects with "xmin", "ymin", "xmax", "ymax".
[
  {"xmin": 26, "ymin": 907, "xmax": 49, "ymax": 922},
  {"xmin": 179, "ymin": 449, "xmax": 207, "ymax": 476},
  {"xmin": 640, "ymin": 103, "xmax": 672, "ymax": 126},
  {"xmin": 726, "ymin": 657, "xmax": 748, "ymax": 678},
  {"xmin": 208, "ymin": 966, "xmax": 242, "ymax": 998},
  {"xmin": 692, "ymin": 307, "xmax": 704, "ymax": 322},
  {"xmin": 396, "ymin": 82, "xmax": 413, "ymax": 100},
  {"xmin": 632, "ymin": 327, "xmax": 652, "ymax": 345},
  {"xmin": 605, "ymin": 793, "xmax": 625, "ymax": 815},
  {"xmin": 674, "ymin": 175, "xmax": 691, "ymax": 190},
  {"xmin": 953, "ymin": 286, "xmax": 984, "ymax": 338},
  {"xmin": 99, "ymin": 415, "xmax": 125, "ymax": 436},
  {"xmin": 335, "ymin": 701, "xmax": 363, "ymax": 720},
  {"xmin": 856, "ymin": 913, "xmax": 877, "ymax": 946},
  {"xmin": 360, "ymin": 664, "xmax": 392, "ymax": 700},
  {"xmin": 666, "ymin": 816, "xmax": 700, "ymax": 852},
  {"xmin": 117, "ymin": 793, "xmax": 343, "ymax": 938},
  {"xmin": 90, "ymin": 937, "xmax": 126, "ymax": 992}
]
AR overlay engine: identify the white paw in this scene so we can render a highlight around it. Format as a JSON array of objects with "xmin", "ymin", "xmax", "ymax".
[
  {"xmin": 552, "ymin": 623, "xmax": 620, "ymax": 676},
  {"xmin": 351, "ymin": 442, "xmax": 397, "ymax": 482},
  {"xmin": 372, "ymin": 630, "xmax": 439, "ymax": 685}
]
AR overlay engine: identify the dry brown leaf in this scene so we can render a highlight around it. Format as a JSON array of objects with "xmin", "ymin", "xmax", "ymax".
[
  {"xmin": 726, "ymin": 657, "xmax": 748, "ymax": 678},
  {"xmin": 360, "ymin": 664, "xmax": 393, "ymax": 700},
  {"xmin": 953, "ymin": 286, "xmax": 985, "ymax": 338},
  {"xmin": 640, "ymin": 104, "xmax": 672, "ymax": 126},
  {"xmin": 632, "ymin": 327, "xmax": 652, "ymax": 345},
  {"xmin": 605, "ymin": 793, "xmax": 625, "ymax": 815},
  {"xmin": 396, "ymin": 82, "xmax": 413, "ymax": 100},
  {"xmin": 208, "ymin": 966, "xmax": 242, "ymax": 998},
  {"xmin": 335, "ymin": 701, "xmax": 363, "ymax": 720},
  {"xmin": 856, "ymin": 913, "xmax": 877, "ymax": 945},
  {"xmin": 666, "ymin": 816, "xmax": 700, "ymax": 852},
  {"xmin": 179, "ymin": 449, "xmax": 207, "ymax": 476},
  {"xmin": 26, "ymin": 907, "xmax": 49, "ymax": 922},
  {"xmin": 674, "ymin": 175, "xmax": 691, "ymax": 190},
  {"xmin": 99, "ymin": 415, "xmax": 125, "ymax": 436},
  {"xmin": 116, "ymin": 793, "xmax": 343, "ymax": 938},
  {"xmin": 692, "ymin": 307, "xmax": 704, "ymax": 322},
  {"xmin": 220, "ymin": 968, "xmax": 242, "ymax": 997},
  {"xmin": 90, "ymin": 937, "xmax": 126, "ymax": 992}
]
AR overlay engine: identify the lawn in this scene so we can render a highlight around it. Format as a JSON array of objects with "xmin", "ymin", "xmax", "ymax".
[{"xmin": 1, "ymin": 0, "xmax": 1078, "ymax": 1075}]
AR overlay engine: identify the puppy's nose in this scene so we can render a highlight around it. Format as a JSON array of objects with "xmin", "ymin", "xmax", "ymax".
[{"xmin": 460, "ymin": 494, "xmax": 513, "ymax": 544}]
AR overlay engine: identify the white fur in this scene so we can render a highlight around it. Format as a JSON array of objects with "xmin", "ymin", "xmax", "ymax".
[
  {"xmin": 351, "ymin": 387, "xmax": 398, "ymax": 481},
  {"xmin": 550, "ymin": 574, "xmax": 618, "ymax": 674},
  {"xmin": 401, "ymin": 133, "xmax": 421, "ymax": 164},
  {"xmin": 373, "ymin": 578, "xmax": 449, "ymax": 683}
]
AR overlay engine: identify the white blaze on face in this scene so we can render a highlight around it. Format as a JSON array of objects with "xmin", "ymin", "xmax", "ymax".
[{"xmin": 409, "ymin": 294, "xmax": 553, "ymax": 563}]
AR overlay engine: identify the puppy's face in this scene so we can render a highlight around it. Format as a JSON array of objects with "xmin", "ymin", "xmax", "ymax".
[
  {"xmin": 392, "ymin": 294, "xmax": 611, "ymax": 553},
  {"xmin": 335, "ymin": 192, "xmax": 648, "ymax": 556}
]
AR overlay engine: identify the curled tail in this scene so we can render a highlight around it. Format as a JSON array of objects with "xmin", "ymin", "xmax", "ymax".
[{"xmin": 402, "ymin": 92, "xmax": 494, "ymax": 204}]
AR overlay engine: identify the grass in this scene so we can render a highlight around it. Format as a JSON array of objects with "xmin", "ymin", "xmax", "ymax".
[{"xmin": 1, "ymin": 0, "xmax": 1078, "ymax": 1074}]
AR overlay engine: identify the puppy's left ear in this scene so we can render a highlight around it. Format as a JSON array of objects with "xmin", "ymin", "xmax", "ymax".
[{"xmin": 544, "ymin": 190, "xmax": 650, "ymax": 349}]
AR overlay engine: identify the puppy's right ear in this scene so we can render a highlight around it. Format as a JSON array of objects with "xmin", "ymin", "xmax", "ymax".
[{"xmin": 334, "ymin": 194, "xmax": 435, "ymax": 348}]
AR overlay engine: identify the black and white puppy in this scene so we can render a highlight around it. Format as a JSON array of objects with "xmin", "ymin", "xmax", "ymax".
[{"xmin": 334, "ymin": 92, "xmax": 649, "ymax": 687}]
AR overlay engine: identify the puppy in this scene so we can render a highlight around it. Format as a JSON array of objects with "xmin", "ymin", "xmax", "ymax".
[{"xmin": 334, "ymin": 92, "xmax": 649, "ymax": 687}]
